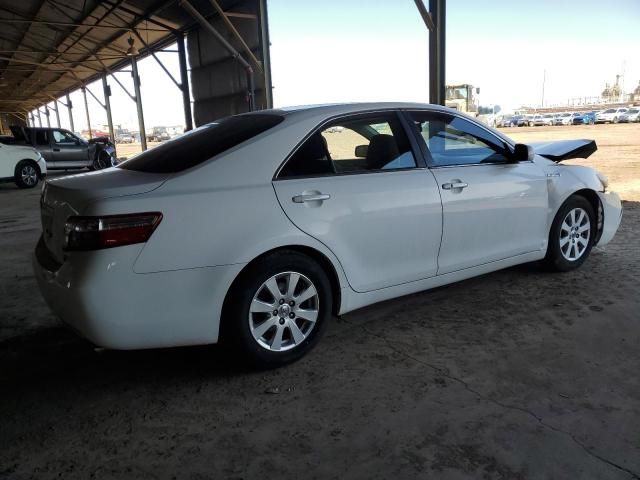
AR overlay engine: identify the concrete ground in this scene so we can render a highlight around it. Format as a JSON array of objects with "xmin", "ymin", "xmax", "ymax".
[{"xmin": 1, "ymin": 124, "xmax": 639, "ymax": 479}]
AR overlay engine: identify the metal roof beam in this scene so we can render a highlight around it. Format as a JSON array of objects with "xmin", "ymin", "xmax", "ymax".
[
  {"xmin": 207, "ymin": 0, "xmax": 263, "ymax": 73},
  {"xmin": 102, "ymin": 0, "xmax": 179, "ymax": 33},
  {"xmin": 0, "ymin": 18, "xmax": 167, "ymax": 32}
]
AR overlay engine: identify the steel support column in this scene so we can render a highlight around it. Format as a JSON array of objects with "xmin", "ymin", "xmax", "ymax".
[
  {"xmin": 66, "ymin": 93, "xmax": 75, "ymax": 132},
  {"xmin": 131, "ymin": 56, "xmax": 147, "ymax": 151},
  {"xmin": 428, "ymin": 0, "xmax": 445, "ymax": 105},
  {"xmin": 36, "ymin": 109, "xmax": 42, "ymax": 127},
  {"xmin": 81, "ymin": 87, "xmax": 92, "ymax": 139},
  {"xmin": 44, "ymin": 105, "xmax": 51, "ymax": 127},
  {"xmin": 102, "ymin": 75, "xmax": 116, "ymax": 156},
  {"xmin": 53, "ymin": 100, "xmax": 61, "ymax": 127},
  {"xmin": 259, "ymin": 0, "xmax": 273, "ymax": 108},
  {"xmin": 181, "ymin": 0, "xmax": 255, "ymax": 111},
  {"xmin": 176, "ymin": 34, "xmax": 193, "ymax": 131}
]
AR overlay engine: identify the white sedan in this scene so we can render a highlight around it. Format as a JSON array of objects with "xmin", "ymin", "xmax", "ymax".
[
  {"xmin": 33, "ymin": 103, "xmax": 622, "ymax": 367},
  {"xmin": 0, "ymin": 142, "xmax": 47, "ymax": 188}
]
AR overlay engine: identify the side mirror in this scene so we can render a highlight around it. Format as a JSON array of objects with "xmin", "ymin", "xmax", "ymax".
[
  {"xmin": 355, "ymin": 144, "xmax": 368, "ymax": 158},
  {"xmin": 512, "ymin": 143, "xmax": 534, "ymax": 162}
]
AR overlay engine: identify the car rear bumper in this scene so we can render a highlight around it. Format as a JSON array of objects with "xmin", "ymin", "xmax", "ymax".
[
  {"xmin": 597, "ymin": 191, "xmax": 622, "ymax": 247},
  {"xmin": 33, "ymin": 237, "xmax": 245, "ymax": 349}
]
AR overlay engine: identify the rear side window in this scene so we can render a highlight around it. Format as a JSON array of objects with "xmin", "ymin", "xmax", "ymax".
[
  {"xmin": 34, "ymin": 130, "xmax": 49, "ymax": 146},
  {"xmin": 278, "ymin": 113, "xmax": 416, "ymax": 178},
  {"xmin": 119, "ymin": 114, "xmax": 284, "ymax": 173}
]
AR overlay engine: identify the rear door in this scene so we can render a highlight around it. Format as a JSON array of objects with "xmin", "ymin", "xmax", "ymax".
[
  {"xmin": 405, "ymin": 110, "xmax": 548, "ymax": 275},
  {"xmin": 273, "ymin": 111, "xmax": 442, "ymax": 293},
  {"xmin": 52, "ymin": 129, "xmax": 89, "ymax": 166},
  {"xmin": 32, "ymin": 129, "xmax": 54, "ymax": 165}
]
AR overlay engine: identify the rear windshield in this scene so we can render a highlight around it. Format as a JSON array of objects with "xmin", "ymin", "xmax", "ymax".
[{"xmin": 119, "ymin": 114, "xmax": 284, "ymax": 173}]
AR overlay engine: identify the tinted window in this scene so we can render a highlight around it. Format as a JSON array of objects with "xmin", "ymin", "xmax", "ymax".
[
  {"xmin": 279, "ymin": 113, "xmax": 416, "ymax": 178},
  {"xmin": 409, "ymin": 112, "xmax": 510, "ymax": 167},
  {"xmin": 119, "ymin": 114, "xmax": 284, "ymax": 173},
  {"xmin": 34, "ymin": 130, "xmax": 49, "ymax": 146}
]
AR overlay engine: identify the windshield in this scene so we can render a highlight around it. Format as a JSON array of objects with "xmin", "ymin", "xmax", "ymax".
[
  {"xmin": 628, "ymin": 109, "xmax": 639, "ymax": 114},
  {"xmin": 561, "ymin": 113, "xmax": 571, "ymax": 117},
  {"xmin": 543, "ymin": 114, "xmax": 553, "ymax": 118},
  {"xmin": 119, "ymin": 114, "xmax": 284, "ymax": 173},
  {"xmin": 603, "ymin": 109, "xmax": 616, "ymax": 113}
]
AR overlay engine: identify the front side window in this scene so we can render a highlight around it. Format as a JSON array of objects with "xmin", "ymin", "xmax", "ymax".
[
  {"xmin": 52, "ymin": 129, "xmax": 77, "ymax": 144},
  {"xmin": 408, "ymin": 112, "xmax": 510, "ymax": 167},
  {"xmin": 279, "ymin": 113, "xmax": 416, "ymax": 178}
]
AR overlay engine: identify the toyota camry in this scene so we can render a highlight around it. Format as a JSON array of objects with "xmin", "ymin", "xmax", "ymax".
[{"xmin": 33, "ymin": 103, "xmax": 622, "ymax": 367}]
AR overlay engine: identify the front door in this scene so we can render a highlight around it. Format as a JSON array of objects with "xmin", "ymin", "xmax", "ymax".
[
  {"xmin": 273, "ymin": 112, "xmax": 443, "ymax": 293},
  {"xmin": 406, "ymin": 110, "xmax": 549, "ymax": 275},
  {"xmin": 52, "ymin": 129, "xmax": 89, "ymax": 166}
]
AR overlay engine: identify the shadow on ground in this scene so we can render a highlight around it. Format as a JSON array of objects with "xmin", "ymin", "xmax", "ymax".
[{"xmin": 1, "ymin": 199, "xmax": 639, "ymax": 480}]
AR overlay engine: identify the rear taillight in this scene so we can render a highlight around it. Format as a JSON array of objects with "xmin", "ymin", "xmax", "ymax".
[{"xmin": 64, "ymin": 212, "xmax": 162, "ymax": 251}]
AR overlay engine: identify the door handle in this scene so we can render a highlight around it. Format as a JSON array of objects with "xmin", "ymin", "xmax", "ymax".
[
  {"xmin": 292, "ymin": 193, "xmax": 331, "ymax": 203},
  {"xmin": 442, "ymin": 182, "xmax": 468, "ymax": 190}
]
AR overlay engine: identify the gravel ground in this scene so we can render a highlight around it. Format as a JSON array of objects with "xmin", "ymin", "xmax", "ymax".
[{"xmin": 1, "ymin": 124, "xmax": 639, "ymax": 479}]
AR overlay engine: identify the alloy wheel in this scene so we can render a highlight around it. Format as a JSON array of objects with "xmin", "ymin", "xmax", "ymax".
[
  {"xmin": 559, "ymin": 207, "xmax": 591, "ymax": 261},
  {"xmin": 21, "ymin": 165, "xmax": 37, "ymax": 186},
  {"xmin": 249, "ymin": 271, "xmax": 319, "ymax": 352}
]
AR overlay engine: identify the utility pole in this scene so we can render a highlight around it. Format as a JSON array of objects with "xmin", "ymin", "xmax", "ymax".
[{"xmin": 541, "ymin": 69, "xmax": 546, "ymax": 108}]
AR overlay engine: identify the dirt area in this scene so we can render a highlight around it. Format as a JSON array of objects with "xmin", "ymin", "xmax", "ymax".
[
  {"xmin": 115, "ymin": 141, "xmax": 161, "ymax": 160},
  {"xmin": 1, "ymin": 124, "xmax": 639, "ymax": 479},
  {"xmin": 506, "ymin": 123, "xmax": 640, "ymax": 201}
]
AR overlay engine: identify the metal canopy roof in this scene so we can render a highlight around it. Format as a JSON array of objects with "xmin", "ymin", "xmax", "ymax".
[{"xmin": 0, "ymin": 0, "xmax": 242, "ymax": 115}]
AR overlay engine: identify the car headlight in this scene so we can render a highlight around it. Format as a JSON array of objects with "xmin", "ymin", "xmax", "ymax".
[{"xmin": 596, "ymin": 172, "xmax": 608, "ymax": 192}]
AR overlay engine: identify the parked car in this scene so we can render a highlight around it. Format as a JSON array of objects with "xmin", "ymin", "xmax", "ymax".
[
  {"xmin": 572, "ymin": 111, "xmax": 596, "ymax": 125},
  {"xmin": 116, "ymin": 134, "xmax": 134, "ymax": 144},
  {"xmin": 33, "ymin": 103, "xmax": 622, "ymax": 367},
  {"xmin": 529, "ymin": 114, "xmax": 554, "ymax": 126},
  {"xmin": 0, "ymin": 141, "xmax": 47, "ymax": 188},
  {"xmin": 147, "ymin": 127, "xmax": 171, "ymax": 142},
  {"xmin": 512, "ymin": 115, "xmax": 528, "ymax": 127},
  {"xmin": 553, "ymin": 112, "xmax": 574, "ymax": 125},
  {"xmin": 595, "ymin": 108, "xmax": 628, "ymax": 124},
  {"xmin": 498, "ymin": 115, "xmax": 514, "ymax": 127},
  {"xmin": 618, "ymin": 108, "xmax": 640, "ymax": 123},
  {"xmin": 8, "ymin": 126, "xmax": 116, "ymax": 170}
]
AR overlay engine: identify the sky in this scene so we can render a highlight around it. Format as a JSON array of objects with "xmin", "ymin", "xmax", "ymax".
[{"xmin": 32, "ymin": 0, "xmax": 640, "ymax": 133}]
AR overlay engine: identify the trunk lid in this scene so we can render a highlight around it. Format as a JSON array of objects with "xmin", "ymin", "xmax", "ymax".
[
  {"xmin": 40, "ymin": 168, "xmax": 169, "ymax": 264},
  {"xmin": 9, "ymin": 125, "xmax": 29, "ymax": 144}
]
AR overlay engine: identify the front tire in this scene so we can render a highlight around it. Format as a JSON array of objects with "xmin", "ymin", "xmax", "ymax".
[
  {"xmin": 544, "ymin": 195, "xmax": 596, "ymax": 272},
  {"xmin": 223, "ymin": 251, "xmax": 332, "ymax": 368},
  {"xmin": 14, "ymin": 160, "xmax": 40, "ymax": 189}
]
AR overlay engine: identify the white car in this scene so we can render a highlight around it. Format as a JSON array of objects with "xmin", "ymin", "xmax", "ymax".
[
  {"xmin": 618, "ymin": 108, "xmax": 640, "ymax": 123},
  {"xmin": 553, "ymin": 112, "xmax": 574, "ymax": 125},
  {"xmin": 0, "ymin": 142, "xmax": 47, "ymax": 188},
  {"xmin": 596, "ymin": 108, "xmax": 628, "ymax": 124},
  {"xmin": 529, "ymin": 114, "xmax": 554, "ymax": 127},
  {"xmin": 33, "ymin": 103, "xmax": 622, "ymax": 367}
]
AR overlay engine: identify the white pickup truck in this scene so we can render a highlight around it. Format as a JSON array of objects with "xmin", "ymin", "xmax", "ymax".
[{"xmin": 0, "ymin": 142, "xmax": 47, "ymax": 188}]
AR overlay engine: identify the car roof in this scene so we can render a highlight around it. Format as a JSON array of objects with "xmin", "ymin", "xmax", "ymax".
[{"xmin": 259, "ymin": 102, "xmax": 455, "ymax": 123}]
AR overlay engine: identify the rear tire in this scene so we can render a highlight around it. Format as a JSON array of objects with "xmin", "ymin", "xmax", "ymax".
[
  {"xmin": 222, "ymin": 250, "xmax": 332, "ymax": 368},
  {"xmin": 544, "ymin": 195, "xmax": 596, "ymax": 272},
  {"xmin": 14, "ymin": 160, "xmax": 40, "ymax": 189}
]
